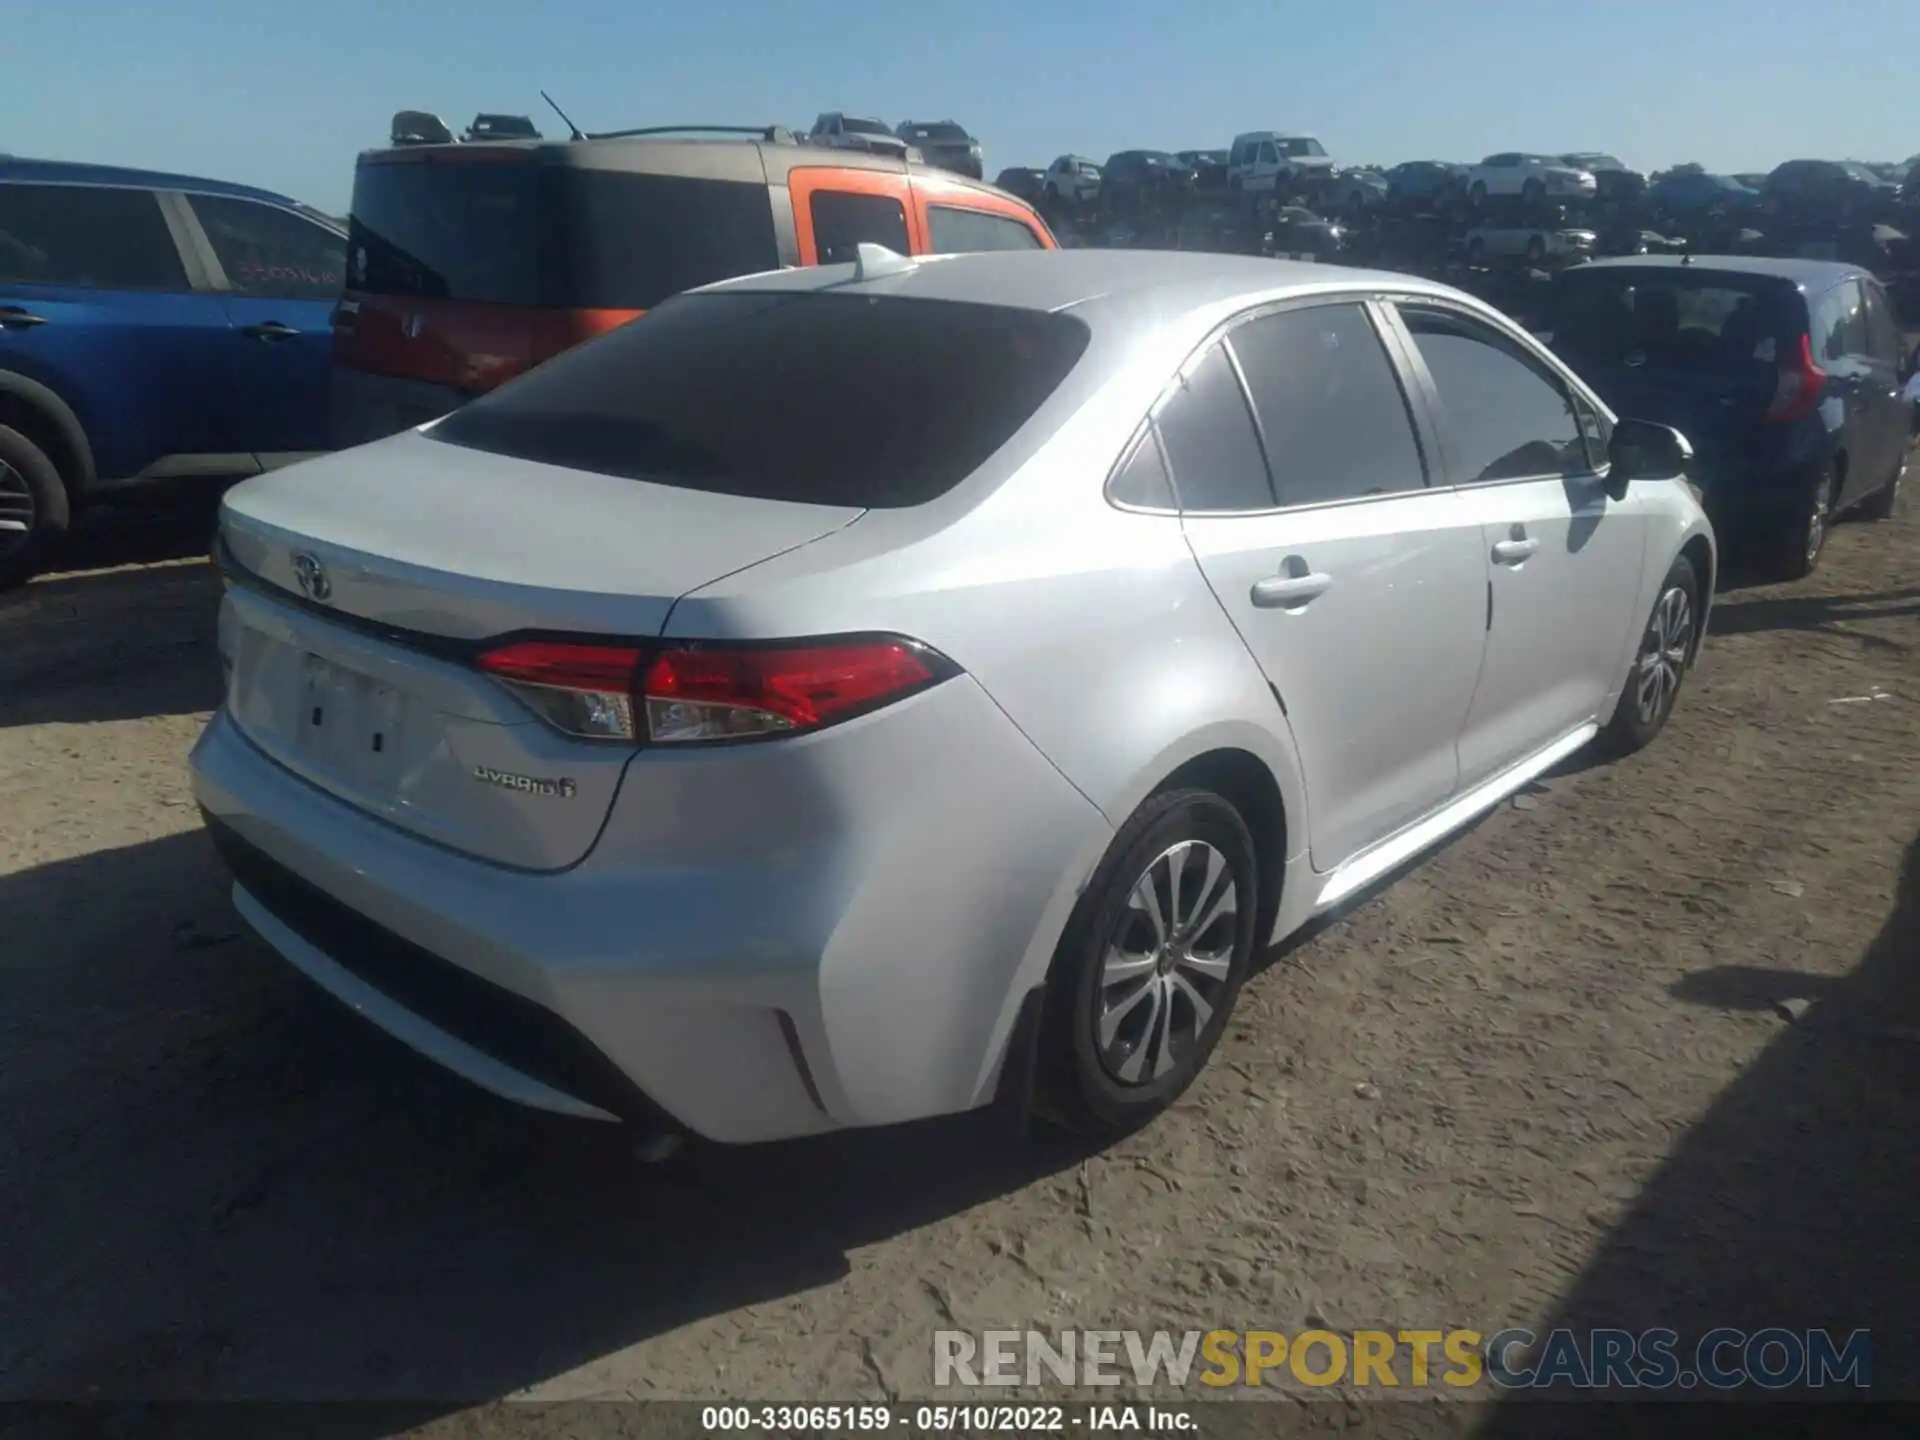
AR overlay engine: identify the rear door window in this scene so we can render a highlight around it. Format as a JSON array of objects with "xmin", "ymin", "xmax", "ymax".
[
  {"xmin": 544, "ymin": 171, "xmax": 779, "ymax": 309},
  {"xmin": 348, "ymin": 159, "xmax": 539, "ymax": 303},
  {"xmin": 1860, "ymin": 281, "xmax": 1903, "ymax": 366},
  {"xmin": 1152, "ymin": 343, "xmax": 1275, "ymax": 512},
  {"xmin": 1226, "ymin": 302, "xmax": 1427, "ymax": 506},
  {"xmin": 926, "ymin": 205, "xmax": 1043, "ymax": 253},
  {"xmin": 1815, "ymin": 282, "xmax": 1868, "ymax": 362},
  {"xmin": 1106, "ymin": 426, "xmax": 1177, "ymax": 510},
  {"xmin": 810, "ymin": 190, "xmax": 910, "ymax": 263},
  {"xmin": 1400, "ymin": 306, "xmax": 1589, "ymax": 483},
  {"xmin": 428, "ymin": 291, "xmax": 1090, "ymax": 507},
  {"xmin": 187, "ymin": 194, "xmax": 345, "ymax": 300},
  {"xmin": 0, "ymin": 182, "xmax": 188, "ymax": 290}
]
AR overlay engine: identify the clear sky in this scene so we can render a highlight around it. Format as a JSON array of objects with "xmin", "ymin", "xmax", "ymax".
[{"xmin": 5, "ymin": 0, "xmax": 1915, "ymax": 213}]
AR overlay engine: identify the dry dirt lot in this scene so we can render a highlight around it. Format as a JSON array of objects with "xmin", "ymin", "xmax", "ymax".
[{"xmin": 1, "ymin": 480, "xmax": 1916, "ymax": 1431}]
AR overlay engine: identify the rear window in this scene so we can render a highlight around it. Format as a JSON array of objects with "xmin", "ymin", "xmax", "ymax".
[
  {"xmin": 349, "ymin": 158, "xmax": 540, "ymax": 303},
  {"xmin": 1279, "ymin": 139, "xmax": 1326, "ymax": 157},
  {"xmin": 427, "ymin": 291, "xmax": 1092, "ymax": 507},
  {"xmin": 907, "ymin": 123, "xmax": 970, "ymax": 142},
  {"xmin": 1542, "ymin": 271, "xmax": 1800, "ymax": 374},
  {"xmin": 348, "ymin": 159, "xmax": 779, "ymax": 310}
]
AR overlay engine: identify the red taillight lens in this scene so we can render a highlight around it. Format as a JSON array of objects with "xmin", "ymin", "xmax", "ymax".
[
  {"xmin": 1765, "ymin": 332, "xmax": 1827, "ymax": 423},
  {"xmin": 474, "ymin": 637, "xmax": 948, "ymax": 744},
  {"xmin": 476, "ymin": 641, "xmax": 642, "ymax": 740},
  {"xmin": 639, "ymin": 640, "xmax": 940, "ymax": 742}
]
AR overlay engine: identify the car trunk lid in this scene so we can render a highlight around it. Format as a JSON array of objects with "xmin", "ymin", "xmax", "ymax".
[{"xmin": 216, "ymin": 433, "xmax": 862, "ymax": 870}]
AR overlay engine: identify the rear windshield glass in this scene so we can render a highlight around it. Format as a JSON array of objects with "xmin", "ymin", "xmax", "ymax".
[
  {"xmin": 906, "ymin": 123, "xmax": 970, "ymax": 142},
  {"xmin": 349, "ymin": 159, "xmax": 780, "ymax": 310},
  {"xmin": 1279, "ymin": 139, "xmax": 1326, "ymax": 157},
  {"xmin": 1542, "ymin": 271, "xmax": 1800, "ymax": 374},
  {"xmin": 428, "ymin": 291, "xmax": 1092, "ymax": 507},
  {"xmin": 841, "ymin": 117, "xmax": 892, "ymax": 137},
  {"xmin": 349, "ymin": 158, "xmax": 539, "ymax": 303}
]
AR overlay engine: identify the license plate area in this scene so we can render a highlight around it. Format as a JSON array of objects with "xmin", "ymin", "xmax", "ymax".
[{"xmin": 293, "ymin": 650, "xmax": 410, "ymax": 790}]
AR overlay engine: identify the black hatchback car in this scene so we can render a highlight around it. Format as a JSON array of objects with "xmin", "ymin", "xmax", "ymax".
[{"xmin": 1538, "ymin": 256, "xmax": 1912, "ymax": 577}]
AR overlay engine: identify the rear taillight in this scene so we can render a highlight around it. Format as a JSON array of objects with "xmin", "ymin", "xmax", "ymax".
[
  {"xmin": 474, "ymin": 637, "xmax": 953, "ymax": 744},
  {"xmin": 1765, "ymin": 332, "xmax": 1827, "ymax": 423}
]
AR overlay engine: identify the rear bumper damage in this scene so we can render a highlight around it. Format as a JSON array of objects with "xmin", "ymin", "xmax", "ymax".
[{"xmin": 189, "ymin": 678, "xmax": 1112, "ymax": 1145}]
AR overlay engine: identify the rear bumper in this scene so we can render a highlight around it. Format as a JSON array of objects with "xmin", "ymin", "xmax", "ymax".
[
  {"xmin": 330, "ymin": 366, "xmax": 470, "ymax": 451},
  {"xmin": 188, "ymin": 681, "xmax": 1112, "ymax": 1145},
  {"xmin": 1694, "ymin": 429, "xmax": 1834, "ymax": 532}
]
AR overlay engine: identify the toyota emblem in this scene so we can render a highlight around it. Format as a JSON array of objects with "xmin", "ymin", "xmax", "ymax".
[{"xmin": 291, "ymin": 551, "xmax": 332, "ymax": 603}]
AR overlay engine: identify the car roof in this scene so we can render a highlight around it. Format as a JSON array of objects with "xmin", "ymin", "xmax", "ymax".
[
  {"xmin": 0, "ymin": 155, "xmax": 309, "ymax": 208},
  {"xmin": 1578, "ymin": 254, "xmax": 1870, "ymax": 288},
  {"xmin": 697, "ymin": 247, "xmax": 1466, "ymax": 319},
  {"xmin": 352, "ymin": 135, "xmax": 1026, "ymax": 202}
]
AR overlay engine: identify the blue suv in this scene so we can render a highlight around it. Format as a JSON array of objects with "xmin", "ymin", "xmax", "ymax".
[
  {"xmin": 1539, "ymin": 256, "xmax": 1914, "ymax": 578},
  {"xmin": 0, "ymin": 158, "xmax": 346, "ymax": 586}
]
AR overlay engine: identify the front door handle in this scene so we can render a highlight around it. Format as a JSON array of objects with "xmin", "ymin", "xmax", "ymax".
[
  {"xmin": 0, "ymin": 306, "xmax": 48, "ymax": 329},
  {"xmin": 1250, "ymin": 571, "xmax": 1333, "ymax": 609},
  {"xmin": 1492, "ymin": 537, "xmax": 1540, "ymax": 565},
  {"xmin": 242, "ymin": 321, "xmax": 300, "ymax": 341}
]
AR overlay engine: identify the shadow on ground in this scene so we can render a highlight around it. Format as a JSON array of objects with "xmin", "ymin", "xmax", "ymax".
[
  {"xmin": 1708, "ymin": 584, "xmax": 1919, "ymax": 650},
  {"xmin": 1477, "ymin": 828, "xmax": 1920, "ymax": 1432},
  {"xmin": 0, "ymin": 495, "xmax": 227, "ymax": 728},
  {"xmin": 0, "ymin": 826, "xmax": 1093, "ymax": 1418}
]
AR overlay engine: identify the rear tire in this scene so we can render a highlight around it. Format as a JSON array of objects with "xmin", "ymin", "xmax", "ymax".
[
  {"xmin": 1599, "ymin": 552, "xmax": 1700, "ymax": 756},
  {"xmin": 1766, "ymin": 462, "xmax": 1838, "ymax": 580},
  {"xmin": 1034, "ymin": 789, "xmax": 1259, "ymax": 1139},
  {"xmin": 1857, "ymin": 450, "xmax": 1905, "ymax": 521},
  {"xmin": 0, "ymin": 424, "xmax": 70, "ymax": 591}
]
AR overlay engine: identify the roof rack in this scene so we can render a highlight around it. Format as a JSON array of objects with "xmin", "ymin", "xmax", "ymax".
[{"xmin": 583, "ymin": 124, "xmax": 796, "ymax": 144}]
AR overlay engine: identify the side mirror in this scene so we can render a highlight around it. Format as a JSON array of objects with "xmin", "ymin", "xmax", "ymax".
[{"xmin": 1606, "ymin": 418, "xmax": 1693, "ymax": 499}]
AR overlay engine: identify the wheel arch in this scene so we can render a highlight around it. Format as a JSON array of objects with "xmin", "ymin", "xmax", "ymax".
[
  {"xmin": 0, "ymin": 370, "xmax": 96, "ymax": 498},
  {"xmin": 1150, "ymin": 747, "xmax": 1289, "ymax": 951},
  {"xmin": 1678, "ymin": 531, "xmax": 1715, "ymax": 661}
]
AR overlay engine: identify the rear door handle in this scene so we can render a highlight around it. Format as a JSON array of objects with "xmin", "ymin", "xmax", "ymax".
[
  {"xmin": 1492, "ymin": 537, "xmax": 1540, "ymax": 565},
  {"xmin": 0, "ymin": 306, "xmax": 48, "ymax": 329},
  {"xmin": 242, "ymin": 321, "xmax": 300, "ymax": 341},
  {"xmin": 1250, "ymin": 571, "xmax": 1333, "ymax": 608}
]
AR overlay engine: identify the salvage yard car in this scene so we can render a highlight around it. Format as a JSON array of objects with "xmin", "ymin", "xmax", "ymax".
[
  {"xmin": 330, "ymin": 121, "xmax": 1054, "ymax": 449},
  {"xmin": 1467, "ymin": 153, "xmax": 1600, "ymax": 206},
  {"xmin": 1537, "ymin": 255, "xmax": 1910, "ymax": 577},
  {"xmin": 0, "ymin": 157, "xmax": 345, "ymax": 587},
  {"xmin": 193, "ymin": 248, "xmax": 1714, "ymax": 1150},
  {"xmin": 896, "ymin": 120, "xmax": 983, "ymax": 179}
]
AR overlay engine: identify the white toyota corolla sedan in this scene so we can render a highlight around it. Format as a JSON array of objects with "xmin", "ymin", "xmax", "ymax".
[{"xmin": 190, "ymin": 247, "xmax": 1714, "ymax": 1149}]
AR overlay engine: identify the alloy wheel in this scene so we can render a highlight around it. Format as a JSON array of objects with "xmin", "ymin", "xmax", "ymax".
[
  {"xmin": 1095, "ymin": 839, "xmax": 1240, "ymax": 1086},
  {"xmin": 1805, "ymin": 484, "xmax": 1830, "ymax": 565},
  {"xmin": 0, "ymin": 459, "xmax": 34, "ymax": 557},
  {"xmin": 1635, "ymin": 583, "xmax": 1694, "ymax": 727}
]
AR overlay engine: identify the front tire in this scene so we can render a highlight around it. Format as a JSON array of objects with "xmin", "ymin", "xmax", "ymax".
[
  {"xmin": 0, "ymin": 425, "xmax": 70, "ymax": 591},
  {"xmin": 1599, "ymin": 552, "xmax": 1700, "ymax": 755},
  {"xmin": 1035, "ymin": 789, "xmax": 1259, "ymax": 1139}
]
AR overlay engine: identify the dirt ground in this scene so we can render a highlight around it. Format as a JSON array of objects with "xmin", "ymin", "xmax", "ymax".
[{"xmin": 1, "ymin": 475, "xmax": 1916, "ymax": 1429}]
